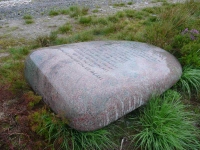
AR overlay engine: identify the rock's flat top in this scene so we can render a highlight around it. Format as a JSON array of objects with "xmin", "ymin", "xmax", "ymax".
[{"xmin": 25, "ymin": 41, "xmax": 182, "ymax": 131}]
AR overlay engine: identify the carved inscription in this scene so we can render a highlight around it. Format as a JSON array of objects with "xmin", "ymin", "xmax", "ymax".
[
  {"xmin": 59, "ymin": 42, "xmax": 163, "ymax": 80},
  {"xmin": 59, "ymin": 49, "xmax": 103, "ymax": 80},
  {"xmin": 102, "ymin": 43, "xmax": 163, "ymax": 62}
]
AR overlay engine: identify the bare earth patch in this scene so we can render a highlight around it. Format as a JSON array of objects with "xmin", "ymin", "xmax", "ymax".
[{"xmin": 0, "ymin": 53, "xmax": 9, "ymax": 58}]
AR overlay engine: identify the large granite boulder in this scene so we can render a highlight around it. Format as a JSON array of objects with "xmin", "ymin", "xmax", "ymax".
[{"xmin": 25, "ymin": 41, "xmax": 182, "ymax": 131}]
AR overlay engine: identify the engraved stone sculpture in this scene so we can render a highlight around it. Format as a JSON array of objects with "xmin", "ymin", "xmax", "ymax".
[{"xmin": 25, "ymin": 41, "xmax": 182, "ymax": 131}]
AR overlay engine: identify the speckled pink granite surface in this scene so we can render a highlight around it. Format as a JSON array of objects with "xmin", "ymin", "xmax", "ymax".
[{"xmin": 25, "ymin": 41, "xmax": 182, "ymax": 131}]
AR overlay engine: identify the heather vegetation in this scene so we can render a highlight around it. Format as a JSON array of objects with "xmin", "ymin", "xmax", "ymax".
[{"xmin": 0, "ymin": 1, "xmax": 200, "ymax": 149}]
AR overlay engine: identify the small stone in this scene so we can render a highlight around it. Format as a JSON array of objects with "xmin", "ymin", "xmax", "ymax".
[
  {"xmin": 0, "ymin": 52, "xmax": 9, "ymax": 58},
  {"xmin": 0, "ymin": 112, "xmax": 4, "ymax": 120},
  {"xmin": 25, "ymin": 41, "xmax": 182, "ymax": 131}
]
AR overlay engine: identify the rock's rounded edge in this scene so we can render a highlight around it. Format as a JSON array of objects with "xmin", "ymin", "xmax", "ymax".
[{"xmin": 24, "ymin": 41, "xmax": 182, "ymax": 131}]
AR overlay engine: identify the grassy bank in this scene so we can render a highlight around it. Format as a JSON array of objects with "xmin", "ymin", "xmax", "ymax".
[{"xmin": 0, "ymin": 1, "xmax": 200, "ymax": 149}]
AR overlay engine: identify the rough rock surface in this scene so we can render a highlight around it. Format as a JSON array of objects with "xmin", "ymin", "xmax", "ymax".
[{"xmin": 25, "ymin": 41, "xmax": 182, "ymax": 131}]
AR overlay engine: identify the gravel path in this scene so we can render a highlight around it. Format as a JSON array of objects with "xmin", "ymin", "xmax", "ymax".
[
  {"xmin": 0, "ymin": 0, "xmax": 187, "ymax": 21},
  {"xmin": 0, "ymin": 0, "xmax": 186, "ymax": 42},
  {"xmin": 0, "ymin": 0, "xmax": 152, "ymax": 20}
]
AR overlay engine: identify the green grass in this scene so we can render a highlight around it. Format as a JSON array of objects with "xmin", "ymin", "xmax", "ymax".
[
  {"xmin": 0, "ymin": 60, "xmax": 29, "ymax": 93},
  {"xmin": 142, "ymin": 2, "xmax": 200, "ymax": 49},
  {"xmin": 175, "ymin": 66, "xmax": 200, "ymax": 98},
  {"xmin": 152, "ymin": 0, "xmax": 167, "ymax": 2},
  {"xmin": 35, "ymin": 32, "xmax": 57, "ymax": 47},
  {"xmin": 113, "ymin": 3, "xmax": 126, "ymax": 7},
  {"xmin": 79, "ymin": 16, "xmax": 92, "ymax": 24},
  {"xmin": 179, "ymin": 42, "xmax": 200, "ymax": 67},
  {"xmin": 130, "ymin": 92, "xmax": 200, "ymax": 150},
  {"xmin": 65, "ymin": 31, "xmax": 94, "ymax": 43},
  {"xmin": 127, "ymin": 2, "xmax": 133, "ymax": 5},
  {"xmin": 23, "ymin": 15, "xmax": 34, "ymax": 24},
  {"xmin": 108, "ymin": 15, "xmax": 119, "ymax": 23},
  {"xmin": 49, "ymin": 10, "xmax": 60, "ymax": 16},
  {"xmin": 1, "ymin": 2, "xmax": 200, "ymax": 149},
  {"xmin": 92, "ymin": 17, "xmax": 109, "ymax": 25},
  {"xmin": 23, "ymin": 15, "xmax": 33, "ymax": 20},
  {"xmin": 49, "ymin": 9, "xmax": 70, "ymax": 16},
  {"xmin": 29, "ymin": 5, "xmax": 200, "ymax": 147},
  {"xmin": 115, "ymin": 11, "xmax": 126, "ymax": 18},
  {"xmin": 25, "ymin": 19, "xmax": 34, "ymax": 24},
  {"xmin": 58, "ymin": 23, "xmax": 72, "ymax": 34},
  {"xmin": 69, "ymin": 6, "xmax": 89, "ymax": 18},
  {"xmin": 60, "ymin": 9, "xmax": 70, "ymax": 15},
  {"xmin": 0, "ymin": 37, "xmax": 29, "ymax": 49},
  {"xmin": 9, "ymin": 47, "xmax": 30, "ymax": 59},
  {"xmin": 30, "ymin": 109, "xmax": 116, "ymax": 150},
  {"xmin": 0, "ymin": 46, "xmax": 30, "ymax": 89},
  {"xmin": 124, "ymin": 9, "xmax": 136, "ymax": 18},
  {"xmin": 92, "ymin": 9, "xmax": 99, "ymax": 13},
  {"xmin": 142, "ymin": 6, "xmax": 162, "ymax": 14}
]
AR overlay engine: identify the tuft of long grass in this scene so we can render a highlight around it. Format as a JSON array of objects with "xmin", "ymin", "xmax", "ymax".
[
  {"xmin": 35, "ymin": 35, "xmax": 51, "ymax": 47},
  {"xmin": 175, "ymin": 66, "xmax": 200, "ymax": 98},
  {"xmin": 92, "ymin": 17, "xmax": 109, "ymax": 25},
  {"xmin": 127, "ymin": 2, "xmax": 133, "ymax": 5},
  {"xmin": 9, "ymin": 47, "xmax": 30, "ymax": 59},
  {"xmin": 35, "ymin": 32, "xmax": 57, "ymax": 47},
  {"xmin": 49, "ymin": 10, "xmax": 59, "ymax": 16},
  {"xmin": 58, "ymin": 23, "xmax": 72, "ymax": 34},
  {"xmin": 60, "ymin": 9, "xmax": 70, "ymax": 15},
  {"xmin": 0, "ymin": 60, "xmax": 29, "ymax": 93},
  {"xmin": 30, "ymin": 109, "xmax": 116, "ymax": 150},
  {"xmin": 49, "ymin": 9, "xmax": 70, "ymax": 16},
  {"xmin": 113, "ymin": 3, "xmax": 126, "ymax": 7},
  {"xmin": 143, "ymin": 3, "xmax": 195, "ymax": 48},
  {"xmin": 69, "ymin": 6, "xmax": 89, "ymax": 18},
  {"xmin": 23, "ymin": 14, "xmax": 32, "ymax": 20},
  {"xmin": 79, "ymin": 16, "xmax": 92, "ymax": 24},
  {"xmin": 23, "ymin": 14, "xmax": 34, "ymax": 24},
  {"xmin": 130, "ymin": 92, "xmax": 200, "ymax": 150},
  {"xmin": 124, "ymin": 9, "xmax": 136, "ymax": 18},
  {"xmin": 25, "ymin": 19, "xmax": 34, "ymax": 24},
  {"xmin": 65, "ymin": 31, "xmax": 94, "ymax": 43},
  {"xmin": 71, "ymin": 128, "xmax": 116, "ymax": 150}
]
